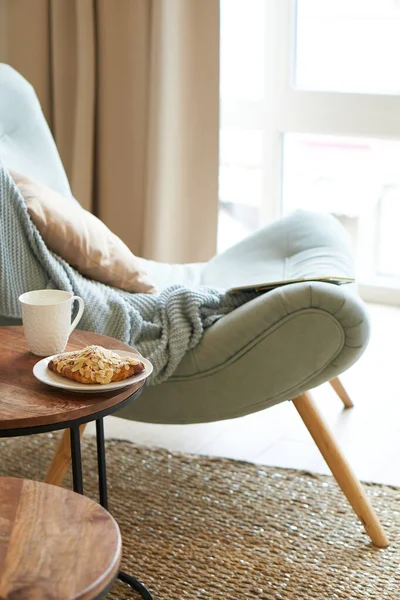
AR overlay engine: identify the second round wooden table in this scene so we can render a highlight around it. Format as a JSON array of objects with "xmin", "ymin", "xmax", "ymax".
[{"xmin": 0, "ymin": 326, "xmax": 153, "ymax": 600}]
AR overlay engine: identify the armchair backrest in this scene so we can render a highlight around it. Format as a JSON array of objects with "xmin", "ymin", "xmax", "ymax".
[{"xmin": 0, "ymin": 63, "xmax": 72, "ymax": 198}]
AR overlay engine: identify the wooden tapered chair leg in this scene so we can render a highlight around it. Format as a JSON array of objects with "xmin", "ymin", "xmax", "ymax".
[
  {"xmin": 329, "ymin": 377, "xmax": 354, "ymax": 408},
  {"xmin": 292, "ymin": 391, "xmax": 388, "ymax": 548},
  {"xmin": 44, "ymin": 424, "xmax": 87, "ymax": 486}
]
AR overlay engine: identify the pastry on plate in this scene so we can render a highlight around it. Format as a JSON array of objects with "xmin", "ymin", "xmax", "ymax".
[{"xmin": 48, "ymin": 345, "xmax": 145, "ymax": 385}]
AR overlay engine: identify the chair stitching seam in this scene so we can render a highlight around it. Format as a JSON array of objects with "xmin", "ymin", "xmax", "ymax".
[
  {"xmin": 172, "ymin": 309, "xmax": 346, "ymax": 380},
  {"xmin": 332, "ymin": 297, "xmax": 346, "ymax": 316}
]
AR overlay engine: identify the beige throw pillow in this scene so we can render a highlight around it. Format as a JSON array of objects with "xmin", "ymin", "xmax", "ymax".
[{"xmin": 10, "ymin": 170, "xmax": 156, "ymax": 294}]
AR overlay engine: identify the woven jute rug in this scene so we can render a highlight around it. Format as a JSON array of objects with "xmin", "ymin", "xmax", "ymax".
[{"xmin": 0, "ymin": 434, "xmax": 399, "ymax": 600}]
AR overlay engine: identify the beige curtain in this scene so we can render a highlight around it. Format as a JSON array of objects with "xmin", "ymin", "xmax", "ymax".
[{"xmin": 1, "ymin": 0, "xmax": 220, "ymax": 263}]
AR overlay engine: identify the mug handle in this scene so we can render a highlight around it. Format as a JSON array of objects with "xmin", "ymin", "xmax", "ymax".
[{"xmin": 69, "ymin": 296, "xmax": 85, "ymax": 335}]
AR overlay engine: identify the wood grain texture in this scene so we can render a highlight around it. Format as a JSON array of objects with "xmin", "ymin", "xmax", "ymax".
[
  {"xmin": 0, "ymin": 327, "xmax": 144, "ymax": 431},
  {"xmin": 292, "ymin": 391, "xmax": 389, "ymax": 548},
  {"xmin": 329, "ymin": 377, "xmax": 354, "ymax": 408},
  {"xmin": 0, "ymin": 477, "xmax": 121, "ymax": 599}
]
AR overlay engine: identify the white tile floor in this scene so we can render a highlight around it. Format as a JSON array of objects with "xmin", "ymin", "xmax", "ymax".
[{"xmin": 86, "ymin": 303, "xmax": 400, "ymax": 487}]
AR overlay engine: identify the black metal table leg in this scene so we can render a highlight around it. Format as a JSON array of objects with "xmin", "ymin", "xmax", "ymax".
[
  {"xmin": 119, "ymin": 571, "xmax": 154, "ymax": 600},
  {"xmin": 95, "ymin": 418, "xmax": 154, "ymax": 600},
  {"xmin": 96, "ymin": 418, "xmax": 108, "ymax": 510},
  {"xmin": 70, "ymin": 425, "xmax": 83, "ymax": 495}
]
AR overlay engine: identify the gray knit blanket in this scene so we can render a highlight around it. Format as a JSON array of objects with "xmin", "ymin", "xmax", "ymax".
[{"xmin": 0, "ymin": 165, "xmax": 252, "ymax": 384}]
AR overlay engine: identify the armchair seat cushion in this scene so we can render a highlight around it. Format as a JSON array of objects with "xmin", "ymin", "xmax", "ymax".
[{"xmin": 139, "ymin": 259, "xmax": 205, "ymax": 290}]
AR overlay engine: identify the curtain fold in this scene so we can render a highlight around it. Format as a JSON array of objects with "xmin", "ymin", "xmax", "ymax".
[
  {"xmin": 144, "ymin": 0, "xmax": 220, "ymax": 262},
  {"xmin": 0, "ymin": 0, "xmax": 219, "ymax": 263},
  {"xmin": 50, "ymin": 0, "xmax": 96, "ymax": 210}
]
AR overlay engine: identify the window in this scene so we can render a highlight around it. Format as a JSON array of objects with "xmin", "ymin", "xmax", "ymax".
[
  {"xmin": 219, "ymin": 0, "xmax": 400, "ymax": 302},
  {"xmin": 295, "ymin": 0, "xmax": 400, "ymax": 95},
  {"xmin": 219, "ymin": 0, "xmax": 267, "ymax": 252}
]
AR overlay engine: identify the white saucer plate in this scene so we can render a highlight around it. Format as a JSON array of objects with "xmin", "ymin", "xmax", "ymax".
[{"xmin": 33, "ymin": 349, "xmax": 153, "ymax": 393}]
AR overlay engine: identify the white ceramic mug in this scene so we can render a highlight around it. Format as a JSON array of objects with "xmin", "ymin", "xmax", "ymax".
[{"xmin": 19, "ymin": 290, "xmax": 85, "ymax": 356}]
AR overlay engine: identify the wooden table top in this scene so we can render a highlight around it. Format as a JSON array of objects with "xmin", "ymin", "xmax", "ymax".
[
  {"xmin": 0, "ymin": 327, "xmax": 144, "ymax": 432},
  {"xmin": 0, "ymin": 476, "xmax": 121, "ymax": 599}
]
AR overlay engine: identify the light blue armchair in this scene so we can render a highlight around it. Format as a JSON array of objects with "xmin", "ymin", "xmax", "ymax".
[{"xmin": 0, "ymin": 64, "xmax": 388, "ymax": 547}]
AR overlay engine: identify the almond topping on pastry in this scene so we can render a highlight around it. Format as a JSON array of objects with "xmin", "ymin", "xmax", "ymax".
[{"xmin": 48, "ymin": 345, "xmax": 145, "ymax": 385}]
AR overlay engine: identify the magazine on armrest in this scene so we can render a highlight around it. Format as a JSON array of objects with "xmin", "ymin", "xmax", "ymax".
[{"xmin": 227, "ymin": 276, "xmax": 355, "ymax": 295}]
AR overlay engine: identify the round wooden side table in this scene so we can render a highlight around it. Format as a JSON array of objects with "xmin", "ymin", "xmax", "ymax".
[
  {"xmin": 0, "ymin": 326, "xmax": 153, "ymax": 600},
  {"xmin": 0, "ymin": 476, "xmax": 121, "ymax": 599}
]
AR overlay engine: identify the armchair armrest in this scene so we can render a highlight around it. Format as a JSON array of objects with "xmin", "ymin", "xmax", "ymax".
[
  {"xmin": 118, "ymin": 282, "xmax": 370, "ymax": 424},
  {"xmin": 188, "ymin": 281, "xmax": 368, "ymax": 376}
]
